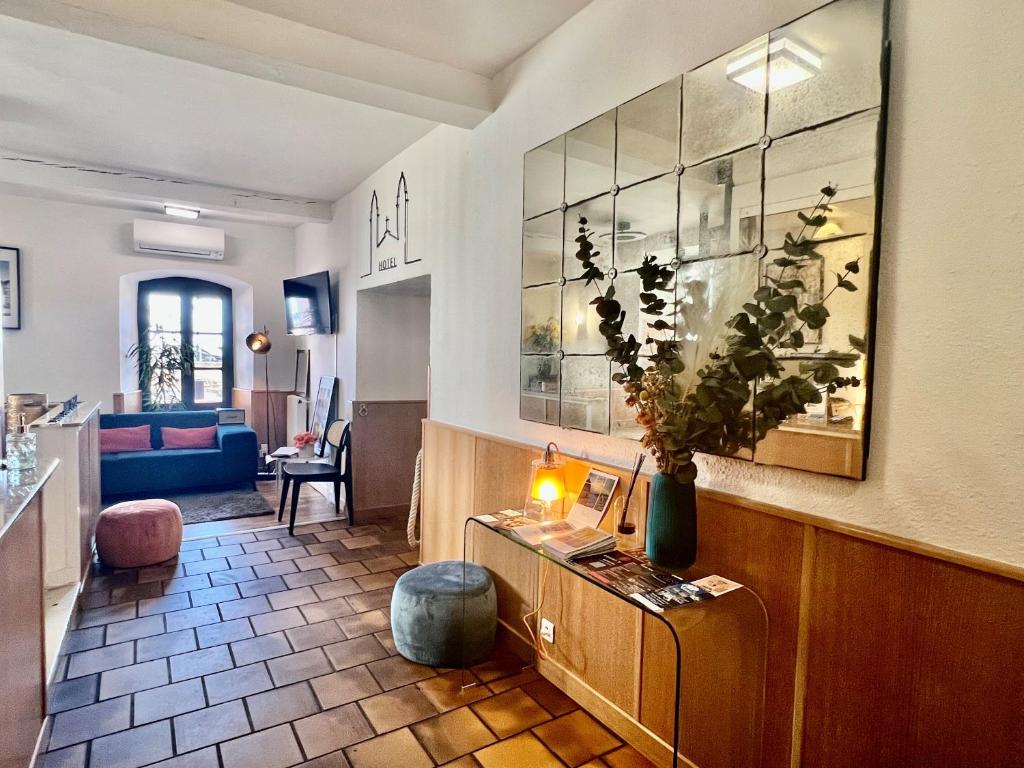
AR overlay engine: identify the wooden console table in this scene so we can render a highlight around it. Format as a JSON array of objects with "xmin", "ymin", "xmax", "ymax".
[{"xmin": 463, "ymin": 517, "xmax": 769, "ymax": 768}]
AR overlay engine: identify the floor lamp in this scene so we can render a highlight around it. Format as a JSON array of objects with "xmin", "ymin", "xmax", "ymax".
[{"xmin": 245, "ymin": 327, "xmax": 272, "ymax": 465}]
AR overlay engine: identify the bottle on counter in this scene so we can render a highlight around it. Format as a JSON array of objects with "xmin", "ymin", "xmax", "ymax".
[{"xmin": 6, "ymin": 415, "xmax": 37, "ymax": 470}]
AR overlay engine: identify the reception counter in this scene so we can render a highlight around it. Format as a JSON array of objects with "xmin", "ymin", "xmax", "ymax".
[{"xmin": 0, "ymin": 459, "xmax": 58, "ymax": 768}]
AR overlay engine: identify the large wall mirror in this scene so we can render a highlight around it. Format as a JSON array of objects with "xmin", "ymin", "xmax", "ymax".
[{"xmin": 520, "ymin": 0, "xmax": 888, "ymax": 480}]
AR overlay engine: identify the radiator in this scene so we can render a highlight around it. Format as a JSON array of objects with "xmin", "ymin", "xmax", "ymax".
[{"xmin": 286, "ymin": 395, "xmax": 309, "ymax": 445}]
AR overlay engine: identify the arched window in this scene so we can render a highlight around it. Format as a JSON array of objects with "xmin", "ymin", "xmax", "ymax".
[{"xmin": 137, "ymin": 277, "xmax": 234, "ymax": 409}]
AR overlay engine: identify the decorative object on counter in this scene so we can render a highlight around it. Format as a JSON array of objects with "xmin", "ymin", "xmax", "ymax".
[
  {"xmin": 0, "ymin": 245, "xmax": 21, "ymax": 330},
  {"xmin": 95, "ymin": 498, "xmax": 183, "ymax": 568},
  {"xmin": 617, "ymin": 453, "xmax": 645, "ymax": 536},
  {"xmin": 245, "ymin": 326, "xmax": 275, "ymax": 466},
  {"xmin": 5, "ymin": 393, "xmax": 47, "ymax": 434},
  {"xmin": 524, "ymin": 441, "xmax": 567, "ymax": 520},
  {"xmin": 391, "ymin": 560, "xmax": 496, "ymax": 667},
  {"xmin": 6, "ymin": 416, "xmax": 37, "ymax": 470},
  {"xmin": 48, "ymin": 395, "xmax": 81, "ymax": 423},
  {"xmin": 575, "ymin": 187, "xmax": 863, "ymax": 567},
  {"xmin": 127, "ymin": 336, "xmax": 196, "ymax": 410},
  {"xmin": 293, "ymin": 431, "xmax": 317, "ymax": 458}
]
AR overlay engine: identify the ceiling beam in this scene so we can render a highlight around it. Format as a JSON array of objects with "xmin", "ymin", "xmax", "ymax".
[
  {"xmin": 0, "ymin": 150, "xmax": 334, "ymax": 225},
  {"xmin": 0, "ymin": 0, "xmax": 495, "ymax": 128}
]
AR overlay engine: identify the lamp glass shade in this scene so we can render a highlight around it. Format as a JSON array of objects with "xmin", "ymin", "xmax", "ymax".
[
  {"xmin": 525, "ymin": 456, "xmax": 566, "ymax": 520},
  {"xmin": 246, "ymin": 330, "xmax": 272, "ymax": 354}
]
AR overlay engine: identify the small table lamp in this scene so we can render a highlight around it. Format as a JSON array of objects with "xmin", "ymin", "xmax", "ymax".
[{"xmin": 525, "ymin": 442, "xmax": 566, "ymax": 520}]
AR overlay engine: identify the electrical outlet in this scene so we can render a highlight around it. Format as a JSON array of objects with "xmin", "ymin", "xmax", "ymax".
[{"xmin": 540, "ymin": 618, "xmax": 555, "ymax": 644}]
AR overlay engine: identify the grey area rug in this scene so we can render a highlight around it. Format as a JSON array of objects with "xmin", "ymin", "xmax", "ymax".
[{"xmin": 165, "ymin": 489, "xmax": 273, "ymax": 525}]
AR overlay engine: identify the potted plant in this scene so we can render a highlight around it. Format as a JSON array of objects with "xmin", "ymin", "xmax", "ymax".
[
  {"xmin": 127, "ymin": 334, "xmax": 196, "ymax": 411},
  {"xmin": 294, "ymin": 431, "xmax": 318, "ymax": 458},
  {"xmin": 576, "ymin": 185, "xmax": 864, "ymax": 567}
]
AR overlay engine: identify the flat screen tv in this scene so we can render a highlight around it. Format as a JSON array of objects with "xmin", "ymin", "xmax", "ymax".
[{"xmin": 283, "ymin": 271, "xmax": 335, "ymax": 335}]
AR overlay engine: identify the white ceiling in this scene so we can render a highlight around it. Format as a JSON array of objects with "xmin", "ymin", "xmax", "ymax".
[
  {"xmin": 0, "ymin": 0, "xmax": 592, "ymax": 221},
  {"xmin": 229, "ymin": 0, "xmax": 593, "ymax": 77},
  {"xmin": 0, "ymin": 16, "xmax": 435, "ymax": 202}
]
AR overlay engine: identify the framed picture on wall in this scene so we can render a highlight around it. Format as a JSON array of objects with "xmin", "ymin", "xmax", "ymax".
[
  {"xmin": 310, "ymin": 375, "xmax": 337, "ymax": 454},
  {"xmin": 0, "ymin": 246, "xmax": 21, "ymax": 330}
]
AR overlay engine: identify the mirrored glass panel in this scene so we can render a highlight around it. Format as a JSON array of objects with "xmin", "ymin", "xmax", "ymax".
[
  {"xmin": 682, "ymin": 35, "xmax": 767, "ymax": 166},
  {"xmin": 560, "ymin": 356, "xmax": 610, "ymax": 434},
  {"xmin": 767, "ymin": 0, "xmax": 884, "ymax": 138},
  {"xmin": 761, "ymin": 235, "xmax": 872, "ymax": 358},
  {"xmin": 764, "ymin": 109, "xmax": 878, "ymax": 249},
  {"xmin": 521, "ymin": 355, "xmax": 560, "ymax": 425},
  {"xmin": 564, "ymin": 194, "xmax": 613, "ymax": 276},
  {"xmin": 613, "ymin": 268, "xmax": 675, "ymax": 358},
  {"xmin": 522, "ymin": 210, "xmax": 563, "ymax": 287},
  {"xmin": 561, "ymin": 279, "xmax": 606, "ymax": 355},
  {"xmin": 674, "ymin": 253, "xmax": 758, "ymax": 392},
  {"xmin": 521, "ymin": 284, "xmax": 561, "ymax": 354},
  {"xmin": 611, "ymin": 380, "xmax": 645, "ymax": 440},
  {"xmin": 616, "ymin": 78, "xmax": 681, "ymax": 186},
  {"xmin": 614, "ymin": 174, "xmax": 678, "ymax": 271},
  {"xmin": 679, "ymin": 147, "xmax": 762, "ymax": 261},
  {"xmin": 565, "ymin": 110, "xmax": 616, "ymax": 205},
  {"xmin": 754, "ymin": 358, "xmax": 867, "ymax": 479},
  {"xmin": 524, "ymin": 136, "xmax": 565, "ymax": 219}
]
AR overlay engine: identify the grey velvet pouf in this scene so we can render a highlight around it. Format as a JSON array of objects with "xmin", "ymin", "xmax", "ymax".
[{"xmin": 390, "ymin": 560, "xmax": 497, "ymax": 668}]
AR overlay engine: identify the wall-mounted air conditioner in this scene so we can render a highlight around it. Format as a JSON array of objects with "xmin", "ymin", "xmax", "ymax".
[{"xmin": 133, "ymin": 218, "xmax": 225, "ymax": 260}]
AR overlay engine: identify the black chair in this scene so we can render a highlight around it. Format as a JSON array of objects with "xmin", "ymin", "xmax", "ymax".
[{"xmin": 278, "ymin": 419, "xmax": 354, "ymax": 535}]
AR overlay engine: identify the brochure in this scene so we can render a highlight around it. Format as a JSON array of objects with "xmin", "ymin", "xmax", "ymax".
[{"xmin": 567, "ymin": 469, "xmax": 619, "ymax": 528}]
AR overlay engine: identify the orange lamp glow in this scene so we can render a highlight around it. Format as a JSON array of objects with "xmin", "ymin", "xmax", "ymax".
[{"xmin": 525, "ymin": 442, "xmax": 566, "ymax": 520}]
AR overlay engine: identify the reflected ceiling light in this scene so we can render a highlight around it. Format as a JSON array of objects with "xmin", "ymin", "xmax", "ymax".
[
  {"xmin": 726, "ymin": 37, "xmax": 822, "ymax": 93},
  {"xmin": 599, "ymin": 220, "xmax": 646, "ymax": 243},
  {"xmin": 164, "ymin": 204, "xmax": 200, "ymax": 219}
]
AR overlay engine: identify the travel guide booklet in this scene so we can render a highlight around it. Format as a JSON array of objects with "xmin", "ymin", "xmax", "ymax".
[{"xmin": 572, "ymin": 549, "xmax": 743, "ymax": 613}]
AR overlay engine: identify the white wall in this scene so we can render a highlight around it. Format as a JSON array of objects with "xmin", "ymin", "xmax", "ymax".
[
  {"xmin": 356, "ymin": 289, "xmax": 430, "ymax": 401},
  {"xmin": 300, "ymin": 0, "xmax": 1024, "ymax": 567},
  {"xmin": 0, "ymin": 194, "xmax": 298, "ymax": 408}
]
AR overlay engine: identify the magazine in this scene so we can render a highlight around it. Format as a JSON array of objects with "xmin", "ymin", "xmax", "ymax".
[{"xmin": 477, "ymin": 510, "xmax": 615, "ymax": 559}]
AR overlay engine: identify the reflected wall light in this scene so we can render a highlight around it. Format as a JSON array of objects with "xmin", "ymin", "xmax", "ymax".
[
  {"xmin": 599, "ymin": 220, "xmax": 646, "ymax": 243},
  {"xmin": 726, "ymin": 37, "xmax": 822, "ymax": 93}
]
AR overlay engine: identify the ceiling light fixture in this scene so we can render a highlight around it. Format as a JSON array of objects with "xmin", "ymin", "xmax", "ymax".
[
  {"xmin": 164, "ymin": 204, "xmax": 200, "ymax": 220},
  {"xmin": 599, "ymin": 220, "xmax": 647, "ymax": 243},
  {"xmin": 726, "ymin": 37, "xmax": 822, "ymax": 93}
]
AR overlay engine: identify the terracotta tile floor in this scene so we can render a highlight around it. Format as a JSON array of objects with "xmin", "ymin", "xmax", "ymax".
[{"xmin": 40, "ymin": 509, "xmax": 656, "ymax": 768}]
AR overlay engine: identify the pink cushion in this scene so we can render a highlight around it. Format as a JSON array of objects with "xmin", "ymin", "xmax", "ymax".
[
  {"xmin": 95, "ymin": 499, "xmax": 183, "ymax": 568},
  {"xmin": 100, "ymin": 425, "xmax": 152, "ymax": 453},
  {"xmin": 161, "ymin": 425, "xmax": 217, "ymax": 449}
]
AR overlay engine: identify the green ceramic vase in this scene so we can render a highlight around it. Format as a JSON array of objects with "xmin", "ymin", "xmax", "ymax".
[{"xmin": 646, "ymin": 472, "xmax": 698, "ymax": 569}]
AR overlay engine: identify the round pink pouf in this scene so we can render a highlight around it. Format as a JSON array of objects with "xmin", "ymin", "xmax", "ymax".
[{"xmin": 95, "ymin": 499, "xmax": 183, "ymax": 568}]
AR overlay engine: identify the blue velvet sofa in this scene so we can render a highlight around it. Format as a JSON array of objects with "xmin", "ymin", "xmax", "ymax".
[{"xmin": 100, "ymin": 411, "xmax": 258, "ymax": 499}]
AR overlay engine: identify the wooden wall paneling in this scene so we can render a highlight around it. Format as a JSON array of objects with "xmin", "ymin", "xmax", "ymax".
[
  {"xmin": 691, "ymin": 492, "xmax": 806, "ymax": 768},
  {"xmin": 351, "ymin": 401, "xmax": 427, "ymax": 513},
  {"xmin": 419, "ymin": 420, "xmax": 476, "ymax": 563},
  {"xmin": 111, "ymin": 390, "xmax": 142, "ymax": 413},
  {"xmin": 249, "ymin": 390, "xmax": 291, "ymax": 451},
  {"xmin": 538, "ymin": 560, "xmax": 642, "ymax": 717},
  {"xmin": 754, "ymin": 428, "xmax": 864, "ymax": 479},
  {"xmin": 800, "ymin": 530, "xmax": 1024, "ymax": 768},
  {"xmin": 0, "ymin": 497, "xmax": 45, "ymax": 768},
  {"xmin": 469, "ymin": 526, "xmax": 539, "ymax": 647},
  {"xmin": 472, "ymin": 437, "xmax": 537, "ymax": 518}
]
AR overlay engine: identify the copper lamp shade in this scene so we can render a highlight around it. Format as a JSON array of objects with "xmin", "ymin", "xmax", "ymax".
[{"xmin": 246, "ymin": 328, "xmax": 272, "ymax": 354}]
